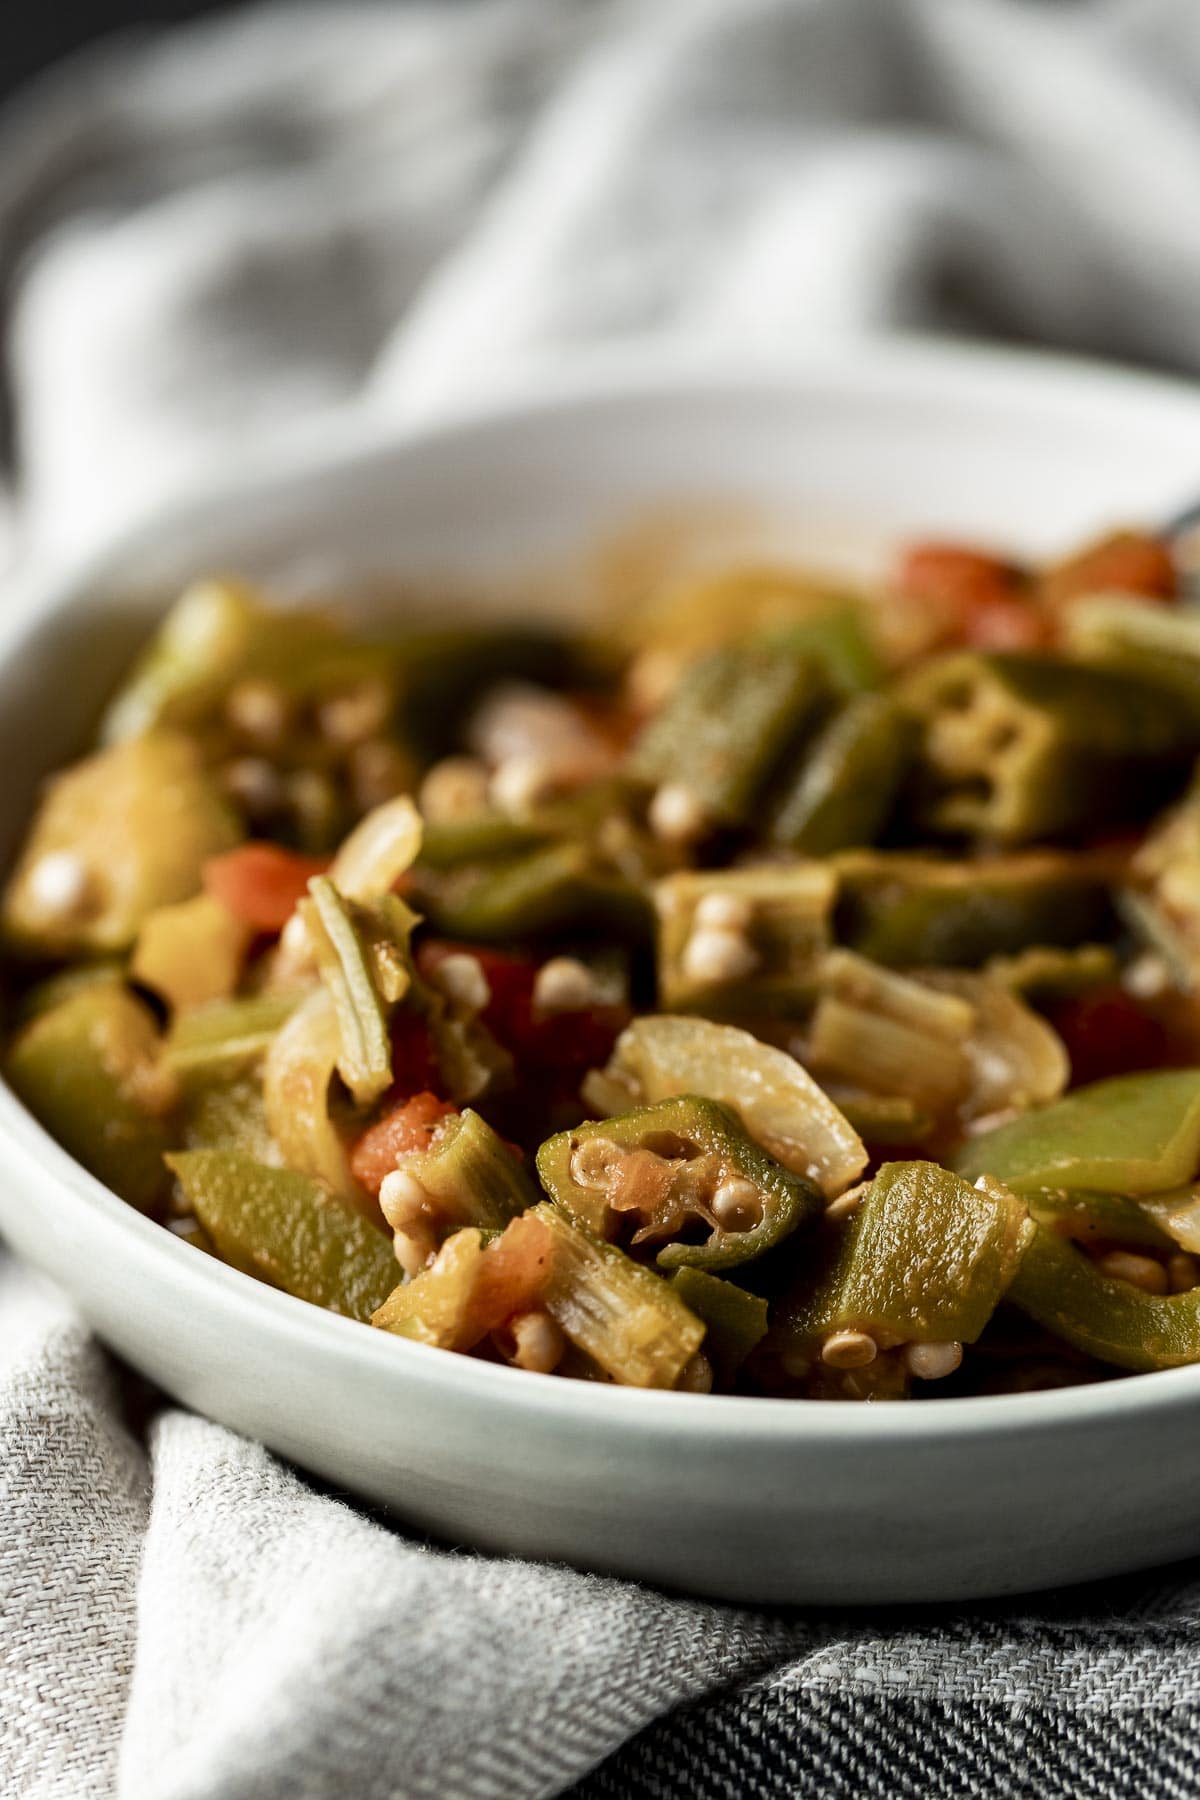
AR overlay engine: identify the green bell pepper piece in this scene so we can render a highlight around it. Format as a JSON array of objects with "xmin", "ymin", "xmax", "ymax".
[
  {"xmin": 628, "ymin": 642, "xmax": 824, "ymax": 825},
  {"xmin": 537, "ymin": 1094, "xmax": 822, "ymax": 1272},
  {"xmin": 167, "ymin": 1149, "xmax": 397, "ymax": 1321},
  {"xmin": 779, "ymin": 1160, "xmax": 1033, "ymax": 1350},
  {"xmin": 668, "ymin": 1267, "xmax": 769, "ymax": 1384},
  {"xmin": 1009, "ymin": 1224, "xmax": 1200, "ymax": 1372},
  {"xmin": 901, "ymin": 650, "xmax": 1200, "ymax": 843},
  {"xmin": 7, "ymin": 985, "xmax": 174, "ymax": 1212},
  {"xmin": 955, "ymin": 1070, "xmax": 1200, "ymax": 1196},
  {"xmin": 179, "ymin": 1066, "xmax": 280, "ymax": 1163},
  {"xmin": 833, "ymin": 850, "xmax": 1115, "ymax": 967},
  {"xmin": 770, "ymin": 694, "xmax": 917, "ymax": 855}
]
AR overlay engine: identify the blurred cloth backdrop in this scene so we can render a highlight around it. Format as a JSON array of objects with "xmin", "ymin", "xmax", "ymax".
[
  {"xmin": 2, "ymin": 0, "xmax": 1199, "ymax": 576},
  {"xmin": 7, "ymin": 4, "xmax": 1200, "ymax": 1799}
]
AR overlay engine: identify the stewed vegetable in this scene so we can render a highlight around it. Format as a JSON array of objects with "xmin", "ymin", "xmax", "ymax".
[{"xmin": 8, "ymin": 523, "xmax": 1200, "ymax": 1399}]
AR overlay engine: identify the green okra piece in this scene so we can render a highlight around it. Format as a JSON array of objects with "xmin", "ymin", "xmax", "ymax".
[
  {"xmin": 833, "ymin": 850, "xmax": 1115, "ymax": 967},
  {"xmin": 417, "ymin": 813, "xmax": 557, "ymax": 871},
  {"xmin": 304, "ymin": 877, "xmax": 392, "ymax": 1105},
  {"xmin": 954, "ymin": 1069, "xmax": 1200, "ymax": 1196},
  {"xmin": 302, "ymin": 877, "xmax": 418, "ymax": 1105},
  {"xmin": 770, "ymin": 694, "xmax": 917, "ymax": 855},
  {"xmin": 655, "ymin": 864, "xmax": 835, "ymax": 1016},
  {"xmin": 1008, "ymin": 1224, "xmax": 1200, "ymax": 1372},
  {"xmin": 529, "ymin": 1201, "xmax": 706, "ymax": 1388},
  {"xmin": 756, "ymin": 601, "xmax": 881, "ymax": 695},
  {"xmin": 391, "ymin": 625, "xmax": 583, "ymax": 761},
  {"xmin": 668, "ymin": 1267, "xmax": 769, "ymax": 1385},
  {"xmin": 6, "ymin": 984, "xmax": 175, "ymax": 1213},
  {"xmin": 415, "ymin": 840, "xmax": 653, "ymax": 945},
  {"xmin": 101, "ymin": 579, "xmax": 400, "ymax": 745},
  {"xmin": 628, "ymin": 642, "xmax": 825, "ymax": 825},
  {"xmin": 393, "ymin": 1108, "xmax": 540, "ymax": 1243},
  {"xmin": 901, "ymin": 650, "xmax": 1200, "ymax": 843},
  {"xmin": 776, "ymin": 1161, "xmax": 1033, "ymax": 1354},
  {"xmin": 537, "ymin": 1093, "xmax": 823, "ymax": 1273},
  {"xmin": 1064, "ymin": 595, "xmax": 1200, "ymax": 714},
  {"xmin": 167, "ymin": 1150, "xmax": 397, "ymax": 1321}
]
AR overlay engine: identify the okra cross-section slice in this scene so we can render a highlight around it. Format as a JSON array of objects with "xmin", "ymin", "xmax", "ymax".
[
  {"xmin": 954, "ymin": 1069, "xmax": 1200, "ymax": 1196},
  {"xmin": 770, "ymin": 693, "xmax": 917, "ymax": 855},
  {"xmin": 373, "ymin": 1214, "xmax": 554, "ymax": 1352},
  {"xmin": 1009, "ymin": 1225, "xmax": 1200, "ymax": 1372},
  {"xmin": 381, "ymin": 1108, "xmax": 540, "ymax": 1273},
  {"xmin": 901, "ymin": 650, "xmax": 1200, "ymax": 843},
  {"xmin": 583, "ymin": 1015, "xmax": 867, "ymax": 1199},
  {"xmin": 167, "ymin": 1150, "xmax": 398, "ymax": 1321},
  {"xmin": 627, "ymin": 642, "xmax": 824, "ymax": 826},
  {"xmin": 655, "ymin": 865, "xmax": 836, "ymax": 1016},
  {"xmin": 530, "ymin": 1203, "xmax": 705, "ymax": 1388},
  {"xmin": 779, "ymin": 1161, "xmax": 1033, "ymax": 1356},
  {"xmin": 537, "ymin": 1094, "xmax": 822, "ymax": 1272}
]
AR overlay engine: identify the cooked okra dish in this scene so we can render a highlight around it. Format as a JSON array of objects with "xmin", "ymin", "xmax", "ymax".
[{"xmin": 14, "ymin": 524, "xmax": 1200, "ymax": 1398}]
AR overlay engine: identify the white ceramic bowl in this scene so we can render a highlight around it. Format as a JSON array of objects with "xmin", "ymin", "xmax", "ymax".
[{"xmin": 3, "ymin": 341, "xmax": 1200, "ymax": 1606}]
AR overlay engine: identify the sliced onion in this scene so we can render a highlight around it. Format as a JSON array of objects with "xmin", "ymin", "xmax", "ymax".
[{"xmin": 589, "ymin": 1014, "xmax": 866, "ymax": 1198}]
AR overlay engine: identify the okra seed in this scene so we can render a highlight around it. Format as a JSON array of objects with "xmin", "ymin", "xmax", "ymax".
[
  {"xmin": 379, "ymin": 1169, "xmax": 431, "ymax": 1231},
  {"xmin": 1168, "ymin": 1252, "xmax": 1199, "ymax": 1294},
  {"xmin": 532, "ymin": 956, "xmax": 597, "ymax": 1016},
  {"xmin": 821, "ymin": 1329, "xmax": 877, "ymax": 1370},
  {"xmin": 349, "ymin": 740, "xmax": 412, "ymax": 812},
  {"xmin": 221, "ymin": 756, "xmax": 283, "ymax": 816},
  {"xmin": 710, "ymin": 1176, "xmax": 763, "ymax": 1232},
  {"xmin": 693, "ymin": 891, "xmax": 754, "ymax": 932},
  {"xmin": 903, "ymin": 1341, "xmax": 963, "ymax": 1381},
  {"xmin": 392, "ymin": 1230, "xmax": 430, "ymax": 1279},
  {"xmin": 509, "ymin": 1311, "xmax": 565, "ymax": 1375},
  {"xmin": 490, "ymin": 754, "xmax": 557, "ymax": 817},
  {"xmin": 681, "ymin": 926, "xmax": 759, "ymax": 986},
  {"xmin": 226, "ymin": 678, "xmax": 289, "ymax": 745},
  {"xmin": 26, "ymin": 851, "xmax": 94, "ymax": 920},
  {"xmin": 648, "ymin": 782, "xmax": 710, "ymax": 846},
  {"xmin": 676, "ymin": 1351, "xmax": 714, "ymax": 1393},
  {"xmin": 316, "ymin": 679, "xmax": 391, "ymax": 746},
  {"xmin": 569, "ymin": 1137, "xmax": 622, "ymax": 1189},
  {"xmin": 1096, "ymin": 1250, "xmax": 1169, "ymax": 1295},
  {"xmin": 418, "ymin": 756, "xmax": 490, "ymax": 823},
  {"xmin": 434, "ymin": 953, "xmax": 491, "ymax": 1013}
]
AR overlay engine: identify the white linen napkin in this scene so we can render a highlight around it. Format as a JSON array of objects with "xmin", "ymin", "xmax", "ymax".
[{"xmin": 5, "ymin": 3, "xmax": 1200, "ymax": 1796}]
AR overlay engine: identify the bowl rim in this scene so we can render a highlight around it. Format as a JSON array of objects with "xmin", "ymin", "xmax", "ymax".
[{"xmin": 7, "ymin": 331, "xmax": 1200, "ymax": 1448}]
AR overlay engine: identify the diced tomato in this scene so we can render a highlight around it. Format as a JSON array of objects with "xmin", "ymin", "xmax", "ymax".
[
  {"xmin": 960, "ymin": 596, "xmax": 1053, "ymax": 652},
  {"xmin": 202, "ymin": 843, "xmax": 329, "ymax": 932},
  {"xmin": 389, "ymin": 1010, "xmax": 441, "ymax": 1096},
  {"xmin": 350, "ymin": 1090, "xmax": 459, "ymax": 1196},
  {"xmin": 1042, "ymin": 531, "xmax": 1177, "ymax": 607},
  {"xmin": 1046, "ymin": 987, "xmax": 1168, "ymax": 1087},
  {"xmin": 896, "ymin": 541, "xmax": 1046, "ymax": 651},
  {"xmin": 417, "ymin": 939, "xmax": 627, "ymax": 1085}
]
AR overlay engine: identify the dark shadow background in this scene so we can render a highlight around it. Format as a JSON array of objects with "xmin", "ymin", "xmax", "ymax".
[{"xmin": 4, "ymin": 3, "xmax": 238, "ymax": 99}]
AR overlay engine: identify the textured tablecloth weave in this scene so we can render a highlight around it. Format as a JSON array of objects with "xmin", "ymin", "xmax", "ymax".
[{"xmin": 4, "ymin": 3, "xmax": 1200, "ymax": 1795}]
